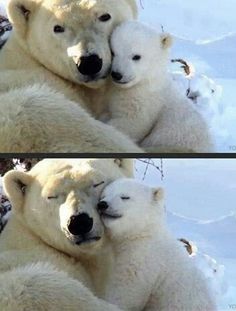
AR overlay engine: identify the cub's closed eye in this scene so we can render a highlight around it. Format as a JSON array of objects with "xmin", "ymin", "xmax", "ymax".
[
  {"xmin": 93, "ymin": 181, "xmax": 105, "ymax": 188},
  {"xmin": 132, "ymin": 55, "xmax": 141, "ymax": 61},
  {"xmin": 99, "ymin": 13, "xmax": 111, "ymax": 22},
  {"xmin": 121, "ymin": 196, "xmax": 130, "ymax": 200},
  {"xmin": 53, "ymin": 25, "xmax": 65, "ymax": 33},
  {"xmin": 47, "ymin": 196, "xmax": 58, "ymax": 200}
]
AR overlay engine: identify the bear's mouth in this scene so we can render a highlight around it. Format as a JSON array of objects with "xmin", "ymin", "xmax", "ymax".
[
  {"xmin": 113, "ymin": 80, "xmax": 129, "ymax": 85},
  {"xmin": 101, "ymin": 212, "xmax": 122, "ymax": 220},
  {"xmin": 187, "ymin": 91, "xmax": 199, "ymax": 103},
  {"xmin": 75, "ymin": 236, "xmax": 101, "ymax": 245},
  {"xmin": 63, "ymin": 229, "xmax": 101, "ymax": 246}
]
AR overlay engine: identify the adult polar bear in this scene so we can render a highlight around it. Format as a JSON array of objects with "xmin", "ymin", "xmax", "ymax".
[
  {"xmin": 0, "ymin": 0, "xmax": 142, "ymax": 153},
  {"xmin": 0, "ymin": 158, "xmax": 134, "ymax": 311}
]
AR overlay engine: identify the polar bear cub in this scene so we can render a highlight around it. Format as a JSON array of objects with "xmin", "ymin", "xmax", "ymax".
[
  {"xmin": 103, "ymin": 21, "xmax": 213, "ymax": 152},
  {"xmin": 102, "ymin": 21, "xmax": 172, "ymax": 143},
  {"xmin": 98, "ymin": 178, "xmax": 216, "ymax": 311}
]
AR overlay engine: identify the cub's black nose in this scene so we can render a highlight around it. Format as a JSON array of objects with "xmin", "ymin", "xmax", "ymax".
[
  {"xmin": 111, "ymin": 71, "xmax": 123, "ymax": 81},
  {"xmin": 97, "ymin": 201, "xmax": 109, "ymax": 211},
  {"xmin": 77, "ymin": 54, "xmax": 103, "ymax": 76},
  {"xmin": 68, "ymin": 213, "xmax": 93, "ymax": 236}
]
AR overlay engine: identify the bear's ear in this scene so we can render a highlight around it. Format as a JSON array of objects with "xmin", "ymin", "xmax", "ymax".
[
  {"xmin": 152, "ymin": 187, "xmax": 165, "ymax": 202},
  {"xmin": 3, "ymin": 170, "xmax": 33, "ymax": 212},
  {"xmin": 125, "ymin": 0, "xmax": 138, "ymax": 19},
  {"xmin": 160, "ymin": 33, "xmax": 173, "ymax": 50},
  {"xmin": 7, "ymin": 0, "xmax": 38, "ymax": 39},
  {"xmin": 114, "ymin": 159, "xmax": 134, "ymax": 177}
]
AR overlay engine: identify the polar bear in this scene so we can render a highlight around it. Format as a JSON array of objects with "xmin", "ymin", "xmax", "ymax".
[
  {"xmin": 98, "ymin": 178, "xmax": 216, "ymax": 311},
  {"xmin": 171, "ymin": 60, "xmax": 223, "ymax": 123},
  {"xmin": 0, "ymin": 158, "xmax": 134, "ymax": 311},
  {"xmin": 179, "ymin": 239, "xmax": 228, "ymax": 300},
  {"xmin": 0, "ymin": 0, "xmax": 141, "ymax": 153},
  {"xmin": 102, "ymin": 21, "xmax": 213, "ymax": 152}
]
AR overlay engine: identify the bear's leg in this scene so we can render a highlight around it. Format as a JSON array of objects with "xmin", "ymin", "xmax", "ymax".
[
  {"xmin": 0, "ymin": 262, "xmax": 123, "ymax": 311},
  {"xmin": 141, "ymin": 102, "xmax": 213, "ymax": 153},
  {"xmin": 0, "ymin": 85, "xmax": 143, "ymax": 153}
]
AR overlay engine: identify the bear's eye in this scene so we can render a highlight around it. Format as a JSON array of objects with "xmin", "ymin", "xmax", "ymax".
[
  {"xmin": 93, "ymin": 181, "xmax": 105, "ymax": 188},
  {"xmin": 111, "ymin": 50, "xmax": 115, "ymax": 57},
  {"xmin": 121, "ymin": 196, "xmax": 130, "ymax": 200},
  {"xmin": 211, "ymin": 89, "xmax": 215, "ymax": 94},
  {"xmin": 53, "ymin": 25, "xmax": 65, "ymax": 33},
  {"xmin": 132, "ymin": 55, "xmax": 141, "ymax": 61},
  {"xmin": 47, "ymin": 195, "xmax": 58, "ymax": 200},
  {"xmin": 99, "ymin": 13, "xmax": 111, "ymax": 22}
]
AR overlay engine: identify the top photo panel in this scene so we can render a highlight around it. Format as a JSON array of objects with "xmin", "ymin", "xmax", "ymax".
[{"xmin": 0, "ymin": 0, "xmax": 235, "ymax": 154}]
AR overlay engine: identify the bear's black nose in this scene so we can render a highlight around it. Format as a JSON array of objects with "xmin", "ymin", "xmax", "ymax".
[
  {"xmin": 111, "ymin": 71, "xmax": 123, "ymax": 81},
  {"xmin": 77, "ymin": 54, "xmax": 103, "ymax": 76},
  {"xmin": 97, "ymin": 201, "xmax": 109, "ymax": 211},
  {"xmin": 68, "ymin": 213, "xmax": 93, "ymax": 236}
]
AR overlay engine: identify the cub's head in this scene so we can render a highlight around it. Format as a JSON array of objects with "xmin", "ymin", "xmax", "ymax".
[
  {"xmin": 110, "ymin": 21, "xmax": 173, "ymax": 88},
  {"xmin": 8, "ymin": 0, "xmax": 137, "ymax": 88},
  {"xmin": 3, "ymin": 158, "xmax": 134, "ymax": 257},
  {"xmin": 187, "ymin": 75, "xmax": 223, "ymax": 106},
  {"xmin": 97, "ymin": 178, "xmax": 165, "ymax": 239}
]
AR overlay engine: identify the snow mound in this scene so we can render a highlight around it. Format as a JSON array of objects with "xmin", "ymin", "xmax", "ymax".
[{"xmin": 167, "ymin": 211, "xmax": 236, "ymax": 257}]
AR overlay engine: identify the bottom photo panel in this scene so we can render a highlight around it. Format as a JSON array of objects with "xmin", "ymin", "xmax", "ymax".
[{"xmin": 0, "ymin": 158, "xmax": 235, "ymax": 311}]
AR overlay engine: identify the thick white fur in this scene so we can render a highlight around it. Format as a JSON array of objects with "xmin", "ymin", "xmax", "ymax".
[
  {"xmin": 99, "ymin": 178, "xmax": 217, "ymax": 311},
  {"xmin": 141, "ymin": 82, "xmax": 214, "ymax": 152},
  {"xmin": 0, "ymin": 262, "xmax": 122, "ymax": 311},
  {"xmin": 103, "ymin": 21, "xmax": 213, "ymax": 152},
  {"xmin": 0, "ymin": 0, "xmax": 140, "ymax": 153},
  {"xmin": 0, "ymin": 85, "xmax": 141, "ymax": 152},
  {"xmin": 0, "ymin": 159, "xmax": 134, "ymax": 311}
]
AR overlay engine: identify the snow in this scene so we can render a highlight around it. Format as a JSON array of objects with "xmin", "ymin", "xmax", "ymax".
[
  {"xmin": 0, "ymin": 0, "xmax": 7, "ymax": 15},
  {"xmin": 135, "ymin": 159, "xmax": 236, "ymax": 310},
  {"xmin": 137, "ymin": 0, "xmax": 236, "ymax": 152}
]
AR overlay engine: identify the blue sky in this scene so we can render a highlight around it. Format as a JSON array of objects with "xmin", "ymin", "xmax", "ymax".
[
  {"xmin": 138, "ymin": 0, "xmax": 236, "ymax": 41},
  {"xmin": 136, "ymin": 159, "xmax": 236, "ymax": 220}
]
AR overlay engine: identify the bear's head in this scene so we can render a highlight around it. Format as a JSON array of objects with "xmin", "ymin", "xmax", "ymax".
[
  {"xmin": 7, "ymin": 0, "xmax": 137, "ymax": 88},
  {"xmin": 110, "ymin": 21, "xmax": 173, "ymax": 88},
  {"xmin": 3, "ymin": 159, "xmax": 134, "ymax": 258},
  {"xmin": 97, "ymin": 178, "xmax": 165, "ymax": 240}
]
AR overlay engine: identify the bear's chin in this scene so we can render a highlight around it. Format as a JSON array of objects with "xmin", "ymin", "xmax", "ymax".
[{"xmin": 81, "ymin": 78, "xmax": 108, "ymax": 89}]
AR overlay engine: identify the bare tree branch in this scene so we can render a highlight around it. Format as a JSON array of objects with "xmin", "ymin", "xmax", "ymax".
[{"xmin": 137, "ymin": 159, "xmax": 164, "ymax": 180}]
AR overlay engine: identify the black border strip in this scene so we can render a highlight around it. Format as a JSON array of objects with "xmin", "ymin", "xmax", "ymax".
[{"xmin": 0, "ymin": 153, "xmax": 235, "ymax": 159}]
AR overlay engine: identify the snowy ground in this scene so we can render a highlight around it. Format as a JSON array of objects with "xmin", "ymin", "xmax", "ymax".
[
  {"xmin": 138, "ymin": 0, "xmax": 236, "ymax": 152},
  {"xmin": 136, "ymin": 159, "xmax": 236, "ymax": 310}
]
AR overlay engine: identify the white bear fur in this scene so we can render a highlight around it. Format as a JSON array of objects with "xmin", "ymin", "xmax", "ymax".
[
  {"xmin": 99, "ymin": 178, "xmax": 217, "ymax": 311},
  {"xmin": 0, "ymin": 84, "xmax": 141, "ymax": 153},
  {"xmin": 0, "ymin": 0, "xmax": 141, "ymax": 153},
  {"xmin": 102, "ymin": 21, "xmax": 213, "ymax": 152},
  {"xmin": 0, "ymin": 159, "xmax": 134, "ymax": 311}
]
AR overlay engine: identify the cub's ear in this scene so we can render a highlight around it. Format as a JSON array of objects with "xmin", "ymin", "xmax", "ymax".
[
  {"xmin": 114, "ymin": 159, "xmax": 134, "ymax": 177},
  {"xmin": 7, "ymin": 0, "xmax": 38, "ymax": 39},
  {"xmin": 152, "ymin": 187, "xmax": 165, "ymax": 202},
  {"xmin": 160, "ymin": 33, "xmax": 173, "ymax": 50},
  {"xmin": 3, "ymin": 170, "xmax": 33, "ymax": 213},
  {"xmin": 125, "ymin": 0, "xmax": 138, "ymax": 19}
]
